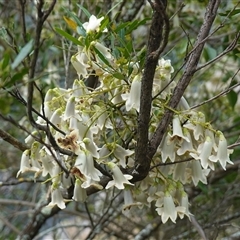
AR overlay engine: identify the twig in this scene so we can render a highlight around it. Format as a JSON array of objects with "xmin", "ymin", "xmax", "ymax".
[
  {"xmin": 190, "ymin": 215, "xmax": 207, "ymax": 240},
  {"xmin": 0, "ymin": 198, "xmax": 36, "ymax": 207},
  {"xmin": 6, "ymin": 87, "xmax": 66, "ymax": 136},
  {"xmin": 0, "ymin": 128, "xmax": 28, "ymax": 151},
  {"xmin": 196, "ymin": 32, "xmax": 240, "ymax": 71},
  {"xmin": 84, "ymin": 202, "xmax": 94, "ymax": 228},
  {"xmin": 86, "ymin": 191, "xmax": 122, "ymax": 239},
  {"xmin": 0, "ymin": 215, "xmax": 21, "ymax": 235},
  {"xmin": 190, "ymin": 67, "xmax": 240, "ymax": 110},
  {"xmin": 0, "ymin": 178, "xmax": 44, "ymax": 186}
]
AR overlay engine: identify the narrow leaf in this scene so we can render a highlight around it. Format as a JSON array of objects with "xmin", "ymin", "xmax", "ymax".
[
  {"xmin": 55, "ymin": 28, "xmax": 83, "ymax": 46},
  {"xmin": 63, "ymin": 16, "xmax": 77, "ymax": 31},
  {"xmin": 11, "ymin": 39, "xmax": 33, "ymax": 69},
  {"xmin": 227, "ymin": 90, "xmax": 238, "ymax": 109},
  {"xmin": 93, "ymin": 46, "xmax": 112, "ymax": 69},
  {"xmin": 77, "ymin": 4, "xmax": 91, "ymax": 18},
  {"xmin": 2, "ymin": 52, "xmax": 10, "ymax": 70},
  {"xmin": 112, "ymin": 72, "xmax": 124, "ymax": 80},
  {"xmin": 5, "ymin": 68, "xmax": 29, "ymax": 87}
]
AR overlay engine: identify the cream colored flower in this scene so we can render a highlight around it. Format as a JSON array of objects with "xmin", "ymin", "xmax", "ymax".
[
  {"xmin": 156, "ymin": 194, "xmax": 177, "ymax": 223},
  {"xmin": 74, "ymin": 150, "xmax": 102, "ymax": 182},
  {"xmin": 189, "ymin": 160, "xmax": 210, "ymax": 186},
  {"xmin": 105, "ymin": 162, "xmax": 134, "ymax": 189},
  {"xmin": 93, "ymin": 41, "xmax": 112, "ymax": 59},
  {"xmin": 83, "ymin": 15, "xmax": 105, "ymax": 33},
  {"xmin": 71, "ymin": 52, "xmax": 89, "ymax": 78},
  {"xmin": 47, "ymin": 184, "xmax": 66, "ymax": 209},
  {"xmin": 122, "ymin": 75, "xmax": 141, "ymax": 112},
  {"xmin": 159, "ymin": 133, "xmax": 176, "ymax": 163},
  {"xmin": 209, "ymin": 131, "xmax": 233, "ymax": 170},
  {"xmin": 190, "ymin": 136, "xmax": 213, "ymax": 169},
  {"xmin": 72, "ymin": 178, "xmax": 87, "ymax": 202},
  {"xmin": 171, "ymin": 115, "xmax": 190, "ymax": 142},
  {"xmin": 17, "ymin": 150, "xmax": 32, "ymax": 177}
]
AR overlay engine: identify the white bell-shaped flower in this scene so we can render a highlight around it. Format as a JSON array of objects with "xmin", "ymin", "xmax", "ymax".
[
  {"xmin": 190, "ymin": 136, "xmax": 213, "ymax": 169},
  {"xmin": 209, "ymin": 131, "xmax": 233, "ymax": 170},
  {"xmin": 93, "ymin": 41, "xmax": 112, "ymax": 60},
  {"xmin": 63, "ymin": 96, "xmax": 75, "ymax": 121},
  {"xmin": 40, "ymin": 149, "xmax": 55, "ymax": 177},
  {"xmin": 177, "ymin": 191, "xmax": 193, "ymax": 220},
  {"xmin": 83, "ymin": 15, "xmax": 105, "ymax": 33},
  {"xmin": 105, "ymin": 162, "xmax": 134, "ymax": 189},
  {"xmin": 74, "ymin": 150, "xmax": 102, "ymax": 182},
  {"xmin": 72, "ymin": 79, "xmax": 90, "ymax": 98},
  {"xmin": 72, "ymin": 178, "xmax": 87, "ymax": 202},
  {"xmin": 177, "ymin": 129, "xmax": 194, "ymax": 155},
  {"xmin": 189, "ymin": 160, "xmax": 210, "ymax": 186},
  {"xmin": 47, "ymin": 184, "xmax": 66, "ymax": 209},
  {"xmin": 156, "ymin": 194, "xmax": 177, "ymax": 223},
  {"xmin": 71, "ymin": 52, "xmax": 89, "ymax": 78},
  {"xmin": 113, "ymin": 144, "xmax": 134, "ymax": 168},
  {"xmin": 173, "ymin": 162, "xmax": 188, "ymax": 183},
  {"xmin": 122, "ymin": 75, "xmax": 141, "ymax": 112},
  {"xmin": 184, "ymin": 112, "xmax": 205, "ymax": 140},
  {"xmin": 159, "ymin": 133, "xmax": 176, "ymax": 163},
  {"xmin": 82, "ymin": 138, "xmax": 99, "ymax": 158},
  {"xmin": 171, "ymin": 115, "xmax": 190, "ymax": 142},
  {"xmin": 17, "ymin": 150, "xmax": 32, "ymax": 177}
]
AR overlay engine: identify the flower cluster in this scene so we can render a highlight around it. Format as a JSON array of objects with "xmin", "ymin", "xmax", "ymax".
[{"xmin": 18, "ymin": 14, "xmax": 234, "ymax": 222}]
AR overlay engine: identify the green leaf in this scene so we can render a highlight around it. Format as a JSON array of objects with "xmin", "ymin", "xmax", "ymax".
[
  {"xmin": 99, "ymin": 17, "xmax": 109, "ymax": 33},
  {"xmin": 106, "ymin": 1, "xmax": 122, "ymax": 16},
  {"xmin": 126, "ymin": 20, "xmax": 139, "ymax": 34},
  {"xmin": 227, "ymin": 90, "xmax": 238, "ymax": 109},
  {"xmin": 0, "ymin": 94, "xmax": 12, "ymax": 114},
  {"xmin": 55, "ymin": 28, "xmax": 83, "ymax": 46},
  {"xmin": 115, "ymin": 22, "xmax": 129, "ymax": 32},
  {"xmin": 77, "ymin": 4, "xmax": 91, "ymax": 18},
  {"xmin": 5, "ymin": 68, "xmax": 28, "ymax": 87},
  {"xmin": 112, "ymin": 72, "xmax": 124, "ymax": 80},
  {"xmin": 126, "ymin": 18, "xmax": 150, "ymax": 34},
  {"xmin": 93, "ymin": 46, "xmax": 112, "ymax": 69},
  {"xmin": 219, "ymin": 9, "xmax": 240, "ymax": 17},
  {"xmin": 0, "ymin": 27, "xmax": 8, "ymax": 42},
  {"xmin": 2, "ymin": 52, "xmax": 10, "ymax": 70},
  {"xmin": 11, "ymin": 39, "xmax": 33, "ymax": 69},
  {"xmin": 197, "ymin": 182, "xmax": 208, "ymax": 194}
]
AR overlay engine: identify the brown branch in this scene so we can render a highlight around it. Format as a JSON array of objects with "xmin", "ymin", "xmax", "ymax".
[
  {"xmin": 18, "ymin": 0, "xmax": 28, "ymax": 44},
  {"xmin": 148, "ymin": 0, "xmax": 221, "ymax": 160},
  {"xmin": 133, "ymin": 0, "xmax": 169, "ymax": 181},
  {"xmin": 0, "ymin": 128, "xmax": 28, "ymax": 151},
  {"xmin": 27, "ymin": 0, "xmax": 56, "ymax": 131}
]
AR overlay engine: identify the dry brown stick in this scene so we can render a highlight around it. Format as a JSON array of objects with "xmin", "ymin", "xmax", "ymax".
[{"xmin": 0, "ymin": 128, "xmax": 28, "ymax": 152}]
